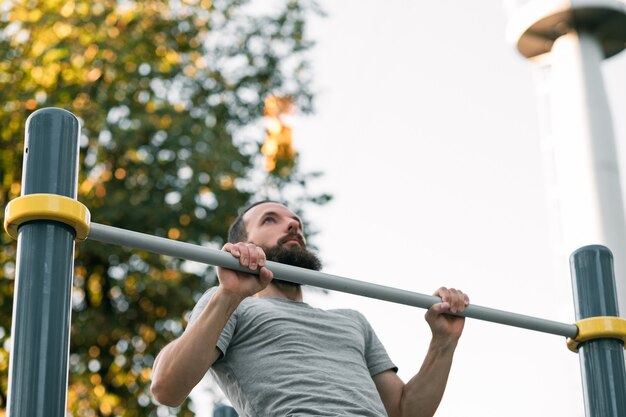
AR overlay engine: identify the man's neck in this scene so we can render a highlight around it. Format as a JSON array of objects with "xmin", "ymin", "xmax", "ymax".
[{"xmin": 256, "ymin": 281, "xmax": 303, "ymax": 302}]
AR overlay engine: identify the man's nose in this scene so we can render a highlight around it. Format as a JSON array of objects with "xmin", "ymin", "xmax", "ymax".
[{"xmin": 287, "ymin": 218, "xmax": 300, "ymax": 233}]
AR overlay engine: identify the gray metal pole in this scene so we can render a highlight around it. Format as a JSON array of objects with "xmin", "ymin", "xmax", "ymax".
[
  {"xmin": 7, "ymin": 108, "xmax": 81, "ymax": 417},
  {"xmin": 88, "ymin": 222, "xmax": 578, "ymax": 338},
  {"xmin": 570, "ymin": 245, "xmax": 626, "ymax": 417}
]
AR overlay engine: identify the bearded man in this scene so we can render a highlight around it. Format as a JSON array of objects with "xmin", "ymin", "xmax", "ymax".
[{"xmin": 151, "ymin": 201, "xmax": 469, "ymax": 417}]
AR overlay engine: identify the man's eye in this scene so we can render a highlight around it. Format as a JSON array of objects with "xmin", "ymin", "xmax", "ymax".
[{"xmin": 262, "ymin": 217, "xmax": 275, "ymax": 224}]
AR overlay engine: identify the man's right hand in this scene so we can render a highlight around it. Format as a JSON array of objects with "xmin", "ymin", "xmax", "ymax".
[{"xmin": 217, "ymin": 242, "xmax": 274, "ymax": 298}]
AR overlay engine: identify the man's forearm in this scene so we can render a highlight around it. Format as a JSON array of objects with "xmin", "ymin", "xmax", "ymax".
[
  {"xmin": 400, "ymin": 337, "xmax": 458, "ymax": 417},
  {"xmin": 150, "ymin": 288, "xmax": 243, "ymax": 406}
]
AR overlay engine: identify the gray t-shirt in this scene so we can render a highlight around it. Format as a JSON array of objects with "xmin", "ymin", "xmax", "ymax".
[{"xmin": 188, "ymin": 288, "xmax": 397, "ymax": 417}]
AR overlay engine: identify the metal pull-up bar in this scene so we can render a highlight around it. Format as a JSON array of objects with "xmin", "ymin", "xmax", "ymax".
[
  {"xmin": 5, "ymin": 191, "xmax": 579, "ymax": 338},
  {"xmin": 87, "ymin": 222, "xmax": 579, "ymax": 339}
]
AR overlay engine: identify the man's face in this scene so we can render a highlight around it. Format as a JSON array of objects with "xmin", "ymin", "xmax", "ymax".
[
  {"xmin": 243, "ymin": 202, "xmax": 306, "ymax": 250},
  {"xmin": 243, "ymin": 202, "xmax": 321, "ymax": 272}
]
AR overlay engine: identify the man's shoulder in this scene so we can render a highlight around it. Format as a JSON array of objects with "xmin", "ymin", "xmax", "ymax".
[{"xmin": 188, "ymin": 287, "xmax": 260, "ymax": 324}]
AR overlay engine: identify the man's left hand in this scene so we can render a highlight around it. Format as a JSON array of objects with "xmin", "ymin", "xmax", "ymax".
[{"xmin": 425, "ymin": 287, "xmax": 470, "ymax": 343}]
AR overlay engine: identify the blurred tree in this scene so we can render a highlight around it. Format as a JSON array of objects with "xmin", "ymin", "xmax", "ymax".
[
  {"xmin": 0, "ymin": 0, "xmax": 330, "ymax": 416},
  {"xmin": 262, "ymin": 95, "xmax": 296, "ymax": 174}
]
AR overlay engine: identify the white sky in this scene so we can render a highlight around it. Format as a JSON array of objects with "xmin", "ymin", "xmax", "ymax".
[{"xmin": 291, "ymin": 1, "xmax": 626, "ymax": 417}]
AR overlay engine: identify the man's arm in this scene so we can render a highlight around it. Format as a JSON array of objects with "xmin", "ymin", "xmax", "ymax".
[
  {"xmin": 373, "ymin": 287, "xmax": 469, "ymax": 417},
  {"xmin": 150, "ymin": 242, "xmax": 272, "ymax": 407}
]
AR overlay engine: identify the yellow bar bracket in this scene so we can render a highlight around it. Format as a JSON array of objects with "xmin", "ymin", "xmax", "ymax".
[
  {"xmin": 567, "ymin": 316, "xmax": 626, "ymax": 352},
  {"xmin": 4, "ymin": 194, "xmax": 91, "ymax": 241}
]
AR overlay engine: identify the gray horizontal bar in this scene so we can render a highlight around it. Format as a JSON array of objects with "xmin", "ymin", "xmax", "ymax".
[{"xmin": 88, "ymin": 222, "xmax": 579, "ymax": 339}]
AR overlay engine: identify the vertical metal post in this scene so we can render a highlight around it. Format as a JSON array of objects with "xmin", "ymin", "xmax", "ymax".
[
  {"xmin": 570, "ymin": 245, "xmax": 626, "ymax": 417},
  {"xmin": 7, "ymin": 108, "xmax": 81, "ymax": 417}
]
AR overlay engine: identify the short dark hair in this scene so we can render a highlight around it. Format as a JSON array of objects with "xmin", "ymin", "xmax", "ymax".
[{"xmin": 227, "ymin": 200, "xmax": 281, "ymax": 243}]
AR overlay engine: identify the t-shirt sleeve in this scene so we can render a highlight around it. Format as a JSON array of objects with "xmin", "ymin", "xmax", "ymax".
[
  {"xmin": 356, "ymin": 311, "xmax": 398, "ymax": 376},
  {"xmin": 187, "ymin": 287, "xmax": 238, "ymax": 358}
]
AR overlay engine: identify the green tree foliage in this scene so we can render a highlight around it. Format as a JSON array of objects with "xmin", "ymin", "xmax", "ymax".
[{"xmin": 0, "ymin": 0, "xmax": 330, "ymax": 415}]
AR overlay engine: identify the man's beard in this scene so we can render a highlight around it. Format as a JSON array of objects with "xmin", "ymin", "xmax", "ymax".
[{"xmin": 263, "ymin": 243, "xmax": 322, "ymax": 288}]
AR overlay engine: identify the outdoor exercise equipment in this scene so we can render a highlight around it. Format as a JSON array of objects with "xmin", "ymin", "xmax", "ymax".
[{"xmin": 4, "ymin": 108, "xmax": 626, "ymax": 416}]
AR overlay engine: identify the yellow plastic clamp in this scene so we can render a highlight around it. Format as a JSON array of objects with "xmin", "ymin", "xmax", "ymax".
[
  {"xmin": 4, "ymin": 193, "xmax": 91, "ymax": 241},
  {"xmin": 567, "ymin": 316, "xmax": 626, "ymax": 352}
]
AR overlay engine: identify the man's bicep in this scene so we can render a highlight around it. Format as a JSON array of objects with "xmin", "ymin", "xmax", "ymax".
[{"xmin": 373, "ymin": 369, "xmax": 404, "ymax": 417}]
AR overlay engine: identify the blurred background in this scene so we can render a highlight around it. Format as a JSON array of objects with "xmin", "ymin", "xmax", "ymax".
[{"xmin": 1, "ymin": 0, "xmax": 625, "ymax": 416}]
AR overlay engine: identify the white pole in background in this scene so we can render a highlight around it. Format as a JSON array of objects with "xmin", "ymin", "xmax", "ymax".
[
  {"xmin": 508, "ymin": 0, "xmax": 626, "ymax": 316},
  {"xmin": 550, "ymin": 29, "xmax": 626, "ymax": 313}
]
